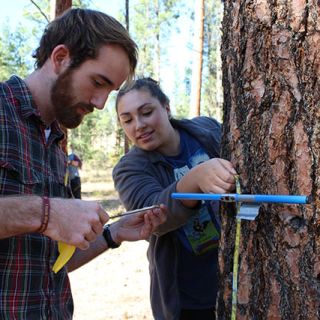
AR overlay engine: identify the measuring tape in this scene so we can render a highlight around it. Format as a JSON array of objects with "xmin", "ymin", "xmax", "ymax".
[{"xmin": 231, "ymin": 175, "xmax": 242, "ymax": 320}]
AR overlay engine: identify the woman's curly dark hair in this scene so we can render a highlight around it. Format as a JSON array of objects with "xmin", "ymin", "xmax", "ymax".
[{"xmin": 115, "ymin": 77, "xmax": 170, "ymax": 112}]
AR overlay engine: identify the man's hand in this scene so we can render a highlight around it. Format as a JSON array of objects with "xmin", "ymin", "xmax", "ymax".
[
  {"xmin": 44, "ymin": 199, "xmax": 109, "ymax": 250},
  {"xmin": 66, "ymin": 205, "xmax": 167, "ymax": 272},
  {"xmin": 109, "ymin": 204, "xmax": 167, "ymax": 245}
]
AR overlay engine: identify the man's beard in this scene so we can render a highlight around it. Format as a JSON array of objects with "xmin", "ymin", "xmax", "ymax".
[{"xmin": 51, "ymin": 68, "xmax": 94, "ymax": 129}]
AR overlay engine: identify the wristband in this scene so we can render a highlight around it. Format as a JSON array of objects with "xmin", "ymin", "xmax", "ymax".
[
  {"xmin": 38, "ymin": 196, "xmax": 50, "ymax": 233},
  {"xmin": 103, "ymin": 224, "xmax": 120, "ymax": 249}
]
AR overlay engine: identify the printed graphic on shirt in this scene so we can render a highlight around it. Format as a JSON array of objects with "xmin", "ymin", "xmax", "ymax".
[
  {"xmin": 171, "ymin": 148, "xmax": 220, "ymax": 255},
  {"xmin": 182, "ymin": 204, "xmax": 220, "ymax": 255},
  {"xmin": 173, "ymin": 165, "xmax": 189, "ymax": 180}
]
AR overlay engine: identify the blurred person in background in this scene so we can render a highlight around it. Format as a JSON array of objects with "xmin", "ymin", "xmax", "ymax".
[{"xmin": 68, "ymin": 144, "xmax": 83, "ymax": 199}]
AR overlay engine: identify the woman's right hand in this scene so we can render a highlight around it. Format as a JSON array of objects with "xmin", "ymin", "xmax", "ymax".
[
  {"xmin": 176, "ymin": 158, "xmax": 237, "ymax": 207},
  {"xmin": 194, "ymin": 158, "xmax": 237, "ymax": 194}
]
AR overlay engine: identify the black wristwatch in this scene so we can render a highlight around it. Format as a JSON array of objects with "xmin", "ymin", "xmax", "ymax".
[{"xmin": 103, "ymin": 224, "xmax": 120, "ymax": 249}]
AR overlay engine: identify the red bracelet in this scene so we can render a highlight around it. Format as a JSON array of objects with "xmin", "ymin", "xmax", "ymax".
[{"xmin": 38, "ymin": 196, "xmax": 50, "ymax": 233}]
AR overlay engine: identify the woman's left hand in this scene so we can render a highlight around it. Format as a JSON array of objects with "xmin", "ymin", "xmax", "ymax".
[{"xmin": 109, "ymin": 204, "xmax": 167, "ymax": 244}]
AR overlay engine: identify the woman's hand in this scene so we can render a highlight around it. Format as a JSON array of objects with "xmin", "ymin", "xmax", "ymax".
[
  {"xmin": 176, "ymin": 158, "xmax": 237, "ymax": 208},
  {"xmin": 194, "ymin": 158, "xmax": 236, "ymax": 194},
  {"xmin": 109, "ymin": 204, "xmax": 167, "ymax": 244}
]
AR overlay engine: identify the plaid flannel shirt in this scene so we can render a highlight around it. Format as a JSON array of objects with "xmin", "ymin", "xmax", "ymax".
[{"xmin": 0, "ymin": 76, "xmax": 73, "ymax": 319}]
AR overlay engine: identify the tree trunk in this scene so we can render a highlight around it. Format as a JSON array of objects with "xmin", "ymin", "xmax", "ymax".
[
  {"xmin": 218, "ymin": 0, "xmax": 320, "ymax": 319},
  {"xmin": 125, "ymin": 0, "xmax": 129, "ymax": 31},
  {"xmin": 124, "ymin": 0, "xmax": 130, "ymax": 154},
  {"xmin": 54, "ymin": 0, "xmax": 72, "ymax": 17},
  {"xmin": 190, "ymin": 0, "xmax": 204, "ymax": 117},
  {"xmin": 155, "ymin": 0, "xmax": 161, "ymax": 81}
]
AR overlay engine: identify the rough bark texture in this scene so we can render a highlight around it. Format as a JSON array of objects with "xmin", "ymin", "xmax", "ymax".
[{"xmin": 218, "ymin": 0, "xmax": 320, "ymax": 319}]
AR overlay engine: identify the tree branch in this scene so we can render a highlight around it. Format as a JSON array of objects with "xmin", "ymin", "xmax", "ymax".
[{"xmin": 30, "ymin": 0, "xmax": 50, "ymax": 23}]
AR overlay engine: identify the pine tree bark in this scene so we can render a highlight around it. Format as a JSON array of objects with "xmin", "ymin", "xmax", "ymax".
[{"xmin": 218, "ymin": 0, "xmax": 320, "ymax": 319}]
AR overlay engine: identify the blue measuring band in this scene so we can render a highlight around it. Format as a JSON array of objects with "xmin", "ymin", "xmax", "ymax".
[{"xmin": 171, "ymin": 193, "xmax": 309, "ymax": 204}]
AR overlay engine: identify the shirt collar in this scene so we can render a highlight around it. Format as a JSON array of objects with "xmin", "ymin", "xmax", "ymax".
[
  {"xmin": 7, "ymin": 75, "xmax": 64, "ymax": 139},
  {"xmin": 7, "ymin": 75, "xmax": 40, "ymax": 119}
]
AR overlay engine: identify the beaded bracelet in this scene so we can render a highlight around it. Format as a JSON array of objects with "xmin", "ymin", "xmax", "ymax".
[{"xmin": 38, "ymin": 196, "xmax": 50, "ymax": 233}]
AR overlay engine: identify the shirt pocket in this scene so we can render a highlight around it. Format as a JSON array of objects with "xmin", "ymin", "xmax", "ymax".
[{"xmin": 0, "ymin": 159, "xmax": 43, "ymax": 195}]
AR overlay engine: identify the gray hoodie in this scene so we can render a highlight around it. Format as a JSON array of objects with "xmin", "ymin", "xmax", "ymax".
[{"xmin": 113, "ymin": 116, "xmax": 221, "ymax": 319}]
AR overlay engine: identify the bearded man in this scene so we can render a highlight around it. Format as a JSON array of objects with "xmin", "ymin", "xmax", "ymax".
[{"xmin": 0, "ymin": 8, "xmax": 166, "ymax": 319}]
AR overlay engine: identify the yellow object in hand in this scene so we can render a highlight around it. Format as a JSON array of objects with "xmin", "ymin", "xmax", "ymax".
[
  {"xmin": 52, "ymin": 242, "xmax": 76, "ymax": 273},
  {"xmin": 52, "ymin": 170, "xmax": 76, "ymax": 273}
]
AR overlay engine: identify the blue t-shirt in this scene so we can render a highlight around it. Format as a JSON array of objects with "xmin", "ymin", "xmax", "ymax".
[{"xmin": 165, "ymin": 129, "xmax": 220, "ymax": 309}]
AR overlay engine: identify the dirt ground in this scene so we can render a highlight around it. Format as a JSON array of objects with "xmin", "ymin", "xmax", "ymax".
[
  {"xmin": 69, "ymin": 241, "xmax": 153, "ymax": 320},
  {"xmin": 69, "ymin": 168, "xmax": 154, "ymax": 319}
]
